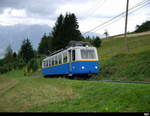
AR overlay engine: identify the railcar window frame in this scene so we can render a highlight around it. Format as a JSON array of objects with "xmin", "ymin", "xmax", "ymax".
[
  {"xmin": 58, "ymin": 54, "xmax": 62, "ymax": 65},
  {"xmin": 68, "ymin": 50, "xmax": 72, "ymax": 62},
  {"xmin": 55, "ymin": 55, "xmax": 58, "ymax": 65},
  {"xmin": 52, "ymin": 57, "xmax": 54, "ymax": 66},
  {"xmin": 45, "ymin": 60, "xmax": 48, "ymax": 67},
  {"xmin": 80, "ymin": 49, "xmax": 96, "ymax": 59},
  {"xmin": 72, "ymin": 49, "xmax": 75, "ymax": 61},
  {"xmin": 63, "ymin": 52, "xmax": 68, "ymax": 63},
  {"xmin": 42, "ymin": 48, "xmax": 77, "ymax": 68},
  {"xmin": 49, "ymin": 59, "xmax": 51, "ymax": 67},
  {"xmin": 42, "ymin": 61, "xmax": 45, "ymax": 68},
  {"xmin": 47, "ymin": 59, "xmax": 49, "ymax": 67}
]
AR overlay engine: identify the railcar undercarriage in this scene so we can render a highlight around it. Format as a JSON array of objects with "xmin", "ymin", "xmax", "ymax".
[{"xmin": 44, "ymin": 73, "xmax": 97, "ymax": 80}]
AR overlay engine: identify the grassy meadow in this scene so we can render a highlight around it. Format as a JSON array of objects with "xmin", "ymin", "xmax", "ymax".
[
  {"xmin": 0, "ymin": 34, "xmax": 150, "ymax": 112},
  {"xmin": 0, "ymin": 70, "xmax": 150, "ymax": 112}
]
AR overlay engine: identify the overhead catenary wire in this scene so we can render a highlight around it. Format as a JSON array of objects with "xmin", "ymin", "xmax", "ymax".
[
  {"xmin": 81, "ymin": 0, "xmax": 107, "ymax": 24},
  {"xmin": 91, "ymin": 0, "xmax": 150, "ymax": 33},
  {"xmin": 84, "ymin": 0, "xmax": 149, "ymax": 34},
  {"xmin": 89, "ymin": 0, "xmax": 106, "ymax": 17},
  {"xmin": 83, "ymin": 0, "xmax": 149, "ymax": 35}
]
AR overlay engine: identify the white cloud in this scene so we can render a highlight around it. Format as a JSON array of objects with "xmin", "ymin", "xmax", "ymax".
[
  {"xmin": 0, "ymin": 8, "xmax": 55, "ymax": 26},
  {"xmin": 10, "ymin": 9, "xmax": 27, "ymax": 17},
  {"xmin": 0, "ymin": 0, "xmax": 149, "ymax": 36}
]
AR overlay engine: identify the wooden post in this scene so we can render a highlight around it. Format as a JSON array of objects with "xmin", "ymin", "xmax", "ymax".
[{"xmin": 124, "ymin": 0, "xmax": 129, "ymax": 52}]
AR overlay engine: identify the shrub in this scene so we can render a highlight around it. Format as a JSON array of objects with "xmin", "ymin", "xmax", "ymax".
[
  {"xmin": 0, "ymin": 65, "xmax": 9, "ymax": 74},
  {"xmin": 27, "ymin": 59, "xmax": 39, "ymax": 73}
]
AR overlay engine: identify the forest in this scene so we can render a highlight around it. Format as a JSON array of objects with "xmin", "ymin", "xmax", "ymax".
[{"xmin": 0, "ymin": 13, "xmax": 102, "ymax": 74}]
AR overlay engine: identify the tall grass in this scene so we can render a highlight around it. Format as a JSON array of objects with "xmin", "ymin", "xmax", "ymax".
[
  {"xmin": 98, "ymin": 34, "xmax": 150, "ymax": 61},
  {"xmin": 96, "ymin": 34, "xmax": 150, "ymax": 81}
]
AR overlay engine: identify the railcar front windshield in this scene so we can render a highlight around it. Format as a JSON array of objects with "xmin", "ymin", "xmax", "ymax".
[{"xmin": 81, "ymin": 49, "xmax": 96, "ymax": 59}]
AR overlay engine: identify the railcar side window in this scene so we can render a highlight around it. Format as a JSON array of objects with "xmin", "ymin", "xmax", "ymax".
[
  {"xmin": 52, "ymin": 57, "xmax": 54, "ymax": 66},
  {"xmin": 63, "ymin": 52, "xmax": 67, "ymax": 63},
  {"xmin": 58, "ymin": 54, "xmax": 62, "ymax": 64},
  {"xmin": 46, "ymin": 60, "xmax": 48, "ymax": 67},
  {"xmin": 69, "ymin": 50, "xmax": 72, "ymax": 62},
  {"xmin": 47, "ymin": 60, "xmax": 49, "ymax": 67},
  {"xmin": 72, "ymin": 50, "xmax": 75, "ymax": 61},
  {"xmin": 49, "ymin": 59, "xmax": 51, "ymax": 67},
  {"xmin": 81, "ymin": 49, "xmax": 96, "ymax": 59},
  {"xmin": 42, "ymin": 61, "xmax": 45, "ymax": 68},
  {"xmin": 45, "ymin": 60, "xmax": 48, "ymax": 67},
  {"xmin": 45, "ymin": 61, "xmax": 46, "ymax": 67},
  {"xmin": 55, "ymin": 56, "xmax": 58, "ymax": 65},
  {"xmin": 44, "ymin": 61, "xmax": 46, "ymax": 67}
]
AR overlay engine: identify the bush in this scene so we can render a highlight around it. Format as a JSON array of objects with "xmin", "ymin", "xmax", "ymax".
[
  {"xmin": 0, "ymin": 59, "xmax": 5, "ymax": 67},
  {"xmin": 92, "ymin": 36, "xmax": 102, "ymax": 48},
  {"xmin": 27, "ymin": 59, "xmax": 39, "ymax": 73},
  {"xmin": 0, "ymin": 65, "xmax": 9, "ymax": 74},
  {"xmin": 17, "ymin": 58, "xmax": 25, "ymax": 69}
]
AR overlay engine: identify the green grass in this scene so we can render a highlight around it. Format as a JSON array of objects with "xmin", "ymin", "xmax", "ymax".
[
  {"xmin": 96, "ymin": 34, "xmax": 150, "ymax": 82},
  {"xmin": 0, "ymin": 34, "xmax": 150, "ymax": 112},
  {"xmin": 98, "ymin": 34, "xmax": 150, "ymax": 60},
  {"xmin": 0, "ymin": 73, "xmax": 150, "ymax": 112},
  {"xmin": 96, "ymin": 50, "xmax": 150, "ymax": 81}
]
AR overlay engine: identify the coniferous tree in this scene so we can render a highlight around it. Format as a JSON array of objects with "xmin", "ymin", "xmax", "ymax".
[
  {"xmin": 4, "ymin": 45, "xmax": 14, "ymax": 63},
  {"xmin": 0, "ymin": 45, "xmax": 19, "ymax": 73},
  {"xmin": 19, "ymin": 38, "xmax": 34, "ymax": 63},
  {"xmin": 69, "ymin": 13, "xmax": 82, "ymax": 41},
  {"xmin": 52, "ymin": 13, "xmax": 82, "ymax": 50},
  {"xmin": 52, "ymin": 14, "xmax": 64, "ymax": 50},
  {"xmin": 92, "ymin": 36, "xmax": 102, "ymax": 48},
  {"xmin": 38, "ymin": 33, "xmax": 52, "ymax": 55},
  {"xmin": 135, "ymin": 21, "xmax": 150, "ymax": 33},
  {"xmin": 13, "ymin": 52, "xmax": 17, "ymax": 60}
]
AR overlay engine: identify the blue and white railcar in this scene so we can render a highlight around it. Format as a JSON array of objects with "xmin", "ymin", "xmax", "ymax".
[{"xmin": 42, "ymin": 45, "xmax": 100, "ymax": 78}]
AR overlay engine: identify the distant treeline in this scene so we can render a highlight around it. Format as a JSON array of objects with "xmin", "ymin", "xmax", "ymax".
[
  {"xmin": 135, "ymin": 21, "xmax": 150, "ymax": 33},
  {"xmin": 0, "ymin": 13, "xmax": 101, "ymax": 74}
]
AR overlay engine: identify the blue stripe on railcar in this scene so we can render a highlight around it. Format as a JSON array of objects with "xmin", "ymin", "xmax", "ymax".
[
  {"xmin": 42, "ymin": 61, "xmax": 100, "ymax": 76},
  {"xmin": 71, "ymin": 61, "xmax": 100, "ymax": 75},
  {"xmin": 42, "ymin": 63, "xmax": 69, "ymax": 76}
]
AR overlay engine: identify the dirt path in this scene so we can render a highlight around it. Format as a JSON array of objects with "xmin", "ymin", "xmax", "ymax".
[{"xmin": 115, "ymin": 31, "xmax": 150, "ymax": 38}]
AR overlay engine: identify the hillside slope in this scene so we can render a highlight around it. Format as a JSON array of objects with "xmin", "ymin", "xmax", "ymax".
[
  {"xmin": 96, "ymin": 34, "xmax": 150, "ymax": 82},
  {"xmin": 115, "ymin": 31, "xmax": 150, "ymax": 38}
]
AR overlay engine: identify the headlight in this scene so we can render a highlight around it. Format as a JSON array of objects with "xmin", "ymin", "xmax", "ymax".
[
  {"xmin": 95, "ymin": 66, "xmax": 98, "ymax": 69},
  {"xmin": 81, "ymin": 66, "xmax": 85, "ymax": 70}
]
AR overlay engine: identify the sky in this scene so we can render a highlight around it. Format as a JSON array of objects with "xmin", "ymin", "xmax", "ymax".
[{"xmin": 0, "ymin": 0, "xmax": 149, "ymax": 36}]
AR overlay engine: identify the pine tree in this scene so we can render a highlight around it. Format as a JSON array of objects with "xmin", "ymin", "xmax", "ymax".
[
  {"xmin": 92, "ymin": 36, "xmax": 102, "ymax": 48},
  {"xmin": 52, "ymin": 14, "xmax": 64, "ymax": 50},
  {"xmin": 4, "ymin": 45, "xmax": 14, "ymax": 63},
  {"xmin": 38, "ymin": 33, "xmax": 52, "ymax": 55},
  {"xmin": 19, "ymin": 38, "xmax": 34, "ymax": 63},
  {"xmin": 70, "ymin": 13, "xmax": 82, "ymax": 41},
  {"xmin": 52, "ymin": 13, "xmax": 82, "ymax": 50}
]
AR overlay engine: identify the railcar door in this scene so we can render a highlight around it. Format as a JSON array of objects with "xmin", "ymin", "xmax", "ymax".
[
  {"xmin": 68, "ymin": 50, "xmax": 72, "ymax": 76},
  {"xmin": 68, "ymin": 49, "xmax": 75, "ymax": 76}
]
